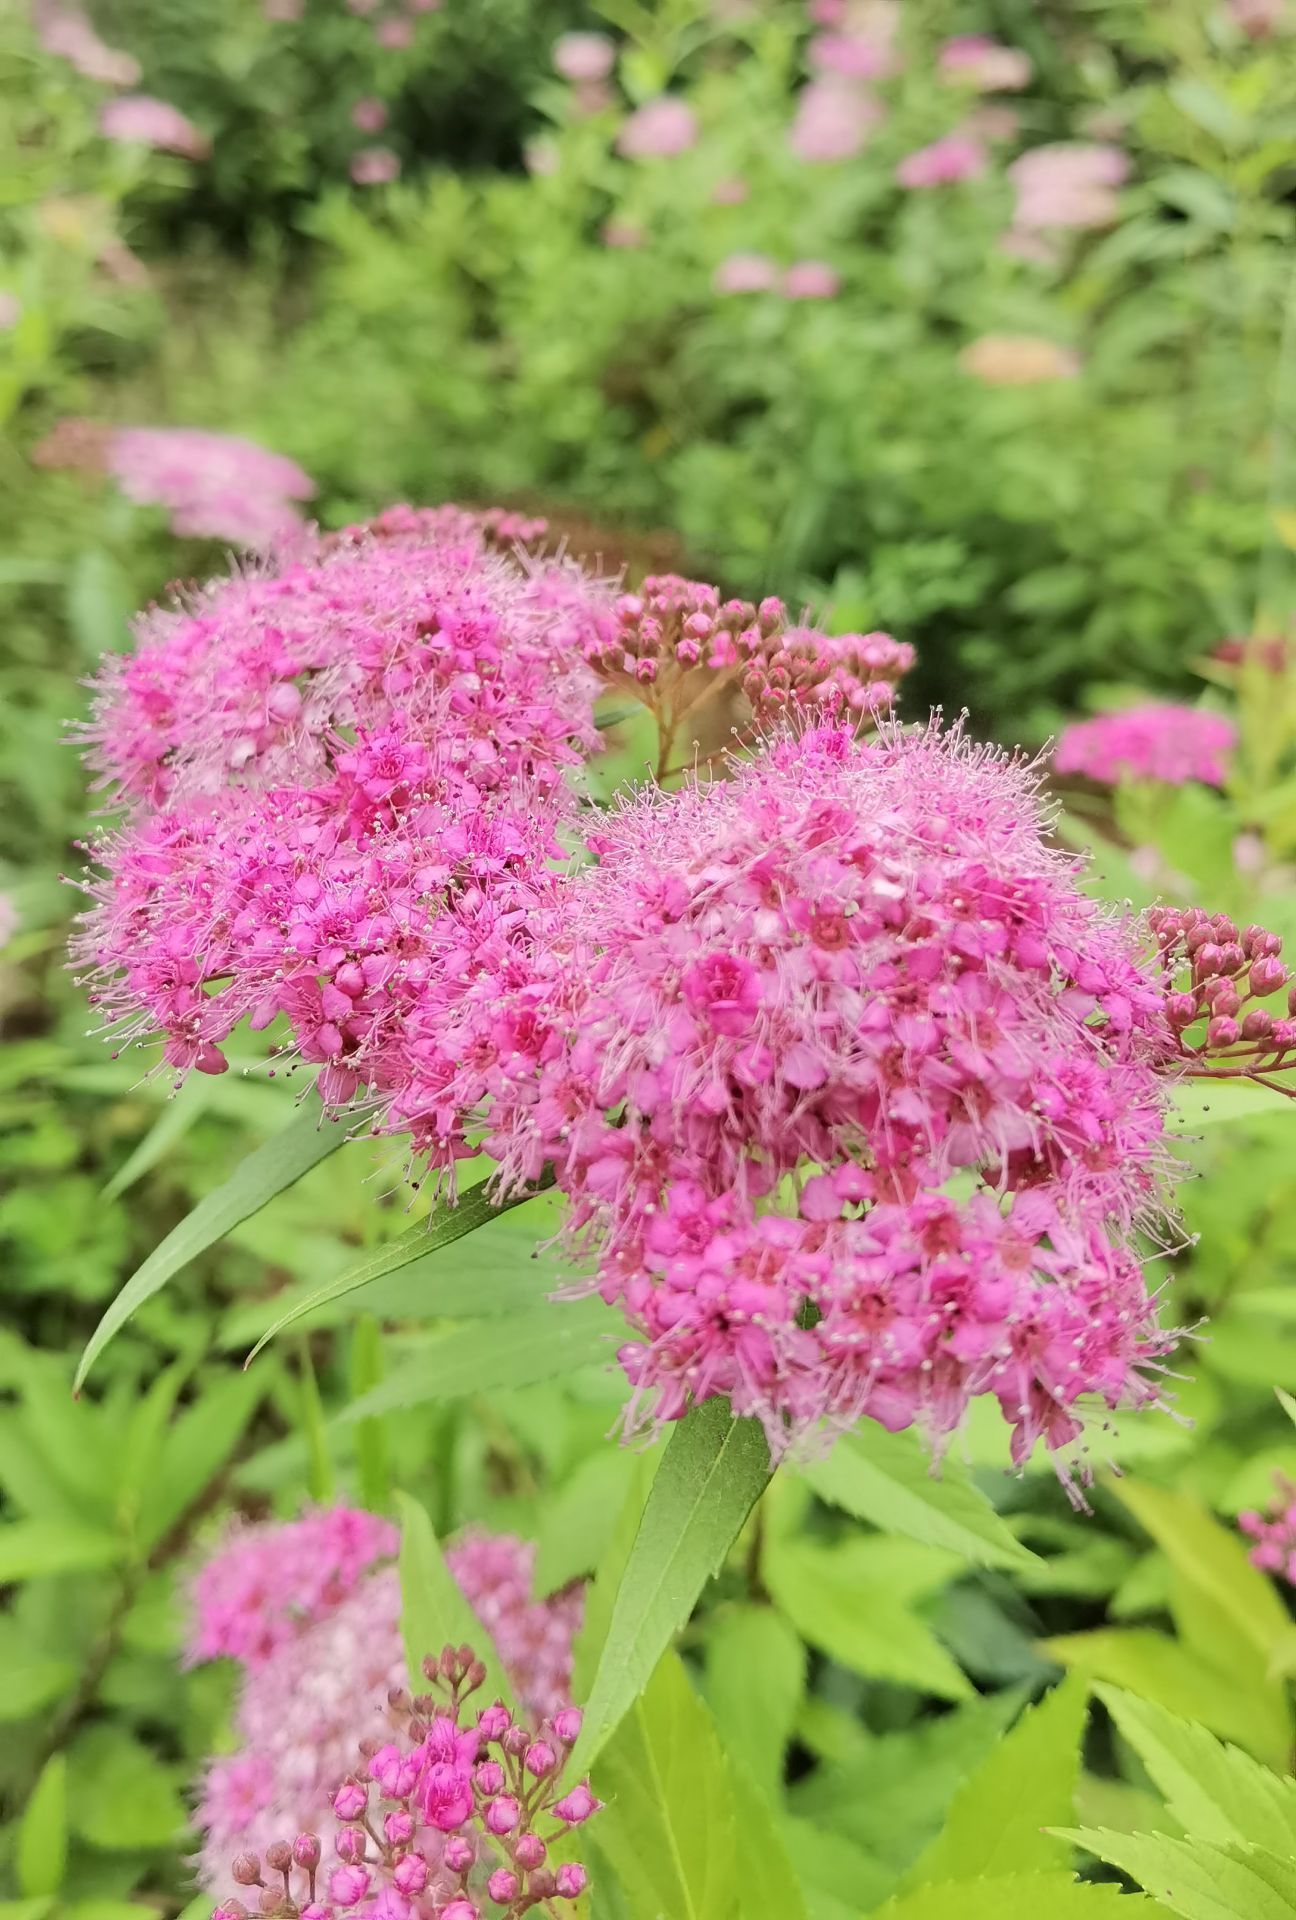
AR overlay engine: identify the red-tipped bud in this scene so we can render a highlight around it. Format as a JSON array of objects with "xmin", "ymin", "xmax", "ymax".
[
  {"xmin": 292, "ymin": 1836, "xmax": 321, "ymax": 1872},
  {"xmin": 1251, "ymin": 956, "xmax": 1288, "ymax": 997},
  {"xmin": 1207, "ymin": 1015, "xmax": 1240, "ymax": 1049}
]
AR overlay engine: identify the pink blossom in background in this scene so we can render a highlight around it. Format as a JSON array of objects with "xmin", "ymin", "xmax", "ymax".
[
  {"xmin": 406, "ymin": 0, "xmax": 444, "ymax": 12},
  {"xmin": 960, "ymin": 334, "xmax": 1081, "ymax": 384},
  {"xmin": 938, "ymin": 33, "xmax": 1032, "ymax": 91},
  {"xmin": 262, "ymin": 0, "xmax": 305, "ymax": 20},
  {"xmin": 570, "ymin": 78, "xmax": 615, "ymax": 118},
  {"xmin": 601, "ymin": 217, "xmax": 645, "ymax": 248},
  {"xmin": 783, "ymin": 258, "xmax": 841, "ymax": 299},
  {"xmin": 350, "ymin": 96, "xmax": 389, "ymax": 134},
  {"xmin": 0, "ymin": 292, "xmax": 19, "ymax": 331},
  {"xmin": 1241, "ymin": 1480, "xmax": 1296, "ymax": 1583},
  {"xmin": 1054, "ymin": 704, "xmax": 1237, "ymax": 787},
  {"xmin": 33, "ymin": 0, "xmax": 141, "ymax": 86},
  {"xmin": 789, "ymin": 78, "xmax": 884, "ymax": 163},
  {"xmin": 807, "ymin": 0, "xmax": 846, "ymax": 21},
  {"xmin": 552, "ymin": 30, "xmax": 616, "ymax": 81},
  {"xmin": 350, "ymin": 144, "xmax": 400, "ymax": 185},
  {"xmin": 524, "ymin": 138, "xmax": 559, "ymax": 175},
  {"xmin": 714, "ymin": 251, "xmax": 779, "ymax": 294},
  {"xmin": 1228, "ymin": 0, "xmax": 1289, "ymax": 34},
  {"xmin": 1008, "ymin": 142, "xmax": 1128, "ymax": 232},
  {"xmin": 710, "ymin": 174, "xmax": 749, "ymax": 205},
  {"xmin": 375, "ymin": 15, "xmax": 413, "ymax": 48},
  {"xmin": 896, "ymin": 132, "xmax": 986, "ymax": 189},
  {"xmin": 105, "ymin": 426, "xmax": 316, "ymax": 549},
  {"xmin": 99, "ymin": 95, "xmax": 209, "ymax": 160},
  {"xmin": 967, "ymin": 102, "xmax": 1022, "ymax": 142},
  {"xmin": 807, "ymin": 30, "xmax": 891, "ymax": 79},
  {"xmin": 616, "ymin": 96, "xmax": 699, "ymax": 159},
  {"xmin": 346, "ymin": 0, "xmax": 379, "ymax": 13},
  {"xmin": 0, "ymin": 894, "xmax": 16, "ymax": 950}
]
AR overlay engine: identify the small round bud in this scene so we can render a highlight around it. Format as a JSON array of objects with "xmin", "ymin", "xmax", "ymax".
[
  {"xmin": 257, "ymin": 1892, "xmax": 283, "ymax": 1915},
  {"xmin": 1205, "ymin": 979, "xmax": 1240, "ymax": 1017},
  {"xmin": 513, "ymin": 1834, "xmax": 546, "ymax": 1871},
  {"xmin": 487, "ymin": 1869, "xmax": 520, "ymax": 1905},
  {"xmin": 1193, "ymin": 942, "xmax": 1224, "ymax": 977},
  {"xmin": 383, "ymin": 1809, "xmax": 414, "ymax": 1847},
  {"xmin": 392, "ymin": 1853, "xmax": 428, "ymax": 1896},
  {"xmin": 552, "ymin": 1707, "xmax": 583, "ymax": 1745},
  {"xmin": 1207, "ymin": 1015, "xmax": 1240, "ymax": 1049},
  {"xmin": 327, "ymin": 1867, "xmax": 370, "ymax": 1910},
  {"xmin": 1218, "ymin": 942, "xmax": 1246, "ymax": 975},
  {"xmin": 528, "ymin": 1870, "xmax": 558, "ymax": 1901},
  {"xmin": 555, "ymin": 1863, "xmax": 589, "ymax": 1899},
  {"xmin": 443, "ymin": 1835, "xmax": 475, "ymax": 1874},
  {"xmin": 1166, "ymin": 992, "xmax": 1198, "ymax": 1029},
  {"xmin": 232, "ymin": 1855, "xmax": 262, "ymax": 1888},
  {"xmin": 265, "ymin": 1843, "xmax": 292, "ymax": 1875},
  {"xmin": 477, "ymin": 1704, "xmax": 511, "ymax": 1742},
  {"xmin": 524, "ymin": 1740, "xmax": 556, "ymax": 1778},
  {"xmin": 334, "ymin": 1828, "xmax": 367, "ymax": 1865},
  {"xmin": 553, "ymin": 1782, "xmax": 601, "ymax": 1827},
  {"xmin": 292, "ymin": 1836, "xmax": 321, "ymax": 1872},
  {"xmin": 474, "ymin": 1761, "xmax": 504, "ymax": 1795},
  {"xmin": 1274, "ymin": 1019, "xmax": 1296, "ymax": 1051},
  {"xmin": 486, "ymin": 1795, "xmax": 520, "ymax": 1835},
  {"xmin": 1242, "ymin": 1009, "xmax": 1275, "ymax": 1043},
  {"xmin": 502, "ymin": 1724, "xmax": 529, "ymax": 1757},
  {"xmin": 441, "ymin": 1903, "xmax": 478, "ymax": 1920},
  {"xmin": 1252, "ymin": 956, "xmax": 1288, "ymax": 997}
]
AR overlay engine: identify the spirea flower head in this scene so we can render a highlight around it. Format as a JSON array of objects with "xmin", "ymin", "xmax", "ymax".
[
  {"xmin": 1007, "ymin": 142, "xmax": 1128, "ymax": 232},
  {"xmin": 1241, "ymin": 1477, "xmax": 1296, "ymax": 1583},
  {"xmin": 552, "ymin": 31, "xmax": 616, "ymax": 81},
  {"xmin": 806, "ymin": 29, "xmax": 892, "ymax": 79},
  {"xmin": 714, "ymin": 252, "xmax": 779, "ymax": 295},
  {"xmin": 34, "ymin": 0, "xmax": 141, "ymax": 86},
  {"xmin": 896, "ymin": 132, "xmax": 987, "ymax": 189},
  {"xmin": 788, "ymin": 78, "xmax": 884, "ymax": 162},
  {"xmin": 1054, "ymin": 704, "xmax": 1236, "ymax": 788},
  {"xmin": 193, "ymin": 1521, "xmax": 583, "ymax": 1887},
  {"xmin": 99, "ymin": 95, "xmax": 210, "ymax": 159},
  {"xmin": 615, "ymin": 97, "xmax": 698, "ymax": 159},
  {"xmin": 479, "ymin": 722, "xmax": 1182, "ymax": 1476},
  {"xmin": 937, "ymin": 34, "xmax": 1032, "ymax": 91},
  {"xmin": 105, "ymin": 427, "xmax": 316, "ymax": 550}
]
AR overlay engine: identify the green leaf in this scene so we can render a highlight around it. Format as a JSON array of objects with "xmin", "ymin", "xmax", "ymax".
[
  {"xmin": 17, "ymin": 1757, "xmax": 67, "ymax": 1899},
  {"xmin": 703, "ymin": 1604, "xmax": 805, "ymax": 1805},
  {"xmin": 244, "ymin": 1172, "xmax": 555, "ymax": 1362},
  {"xmin": 0, "ymin": 1521, "xmax": 121, "ymax": 1583},
  {"xmin": 66, "ymin": 1725, "xmax": 186, "ymax": 1851},
  {"xmin": 1168, "ymin": 1080, "xmax": 1296, "ymax": 1131},
  {"xmin": 139, "ymin": 1370, "xmax": 268, "ymax": 1549},
  {"xmin": 0, "ymin": 1620, "xmax": 75, "ymax": 1721},
  {"xmin": 101, "ymin": 1088, "xmax": 206, "ymax": 1201},
  {"xmin": 534, "ymin": 1447, "xmax": 642, "ymax": 1597},
  {"xmin": 1111, "ymin": 1480, "xmax": 1292, "ymax": 1667},
  {"xmin": 395, "ymin": 1490, "xmax": 506, "ymax": 1689},
  {"xmin": 729, "ymin": 1761, "xmax": 811, "ymax": 1920},
  {"xmin": 570, "ymin": 1456, "xmax": 658, "ymax": 1704},
  {"xmin": 765, "ymin": 1539, "xmax": 970, "ymax": 1702},
  {"xmin": 351, "ymin": 1317, "xmax": 390, "ymax": 1514},
  {"xmin": 799, "ymin": 1426, "xmax": 1037, "ymax": 1571},
  {"xmin": 76, "ymin": 1103, "xmax": 347, "ymax": 1390},
  {"xmin": 907, "ymin": 1676, "xmax": 1087, "ymax": 1887},
  {"xmin": 299, "ymin": 1344, "xmax": 335, "ymax": 1505},
  {"xmin": 340, "ymin": 1300, "xmax": 612, "ymax": 1421},
  {"xmin": 593, "ymin": 1652, "xmax": 740, "ymax": 1920},
  {"xmin": 1096, "ymin": 1686, "xmax": 1296, "ymax": 1855},
  {"xmin": 1044, "ymin": 1627, "xmax": 1288, "ymax": 1764},
  {"xmin": 874, "ymin": 1876, "xmax": 1151, "ymax": 1919},
  {"xmin": 1056, "ymin": 1828, "xmax": 1296, "ymax": 1920},
  {"xmin": 571, "ymin": 1402, "xmax": 771, "ymax": 1778}
]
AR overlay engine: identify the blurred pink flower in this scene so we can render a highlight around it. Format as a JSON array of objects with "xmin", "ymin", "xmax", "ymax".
[
  {"xmin": 524, "ymin": 138, "xmax": 559, "ymax": 176},
  {"xmin": 1055, "ymin": 704, "xmax": 1236, "ymax": 787},
  {"xmin": 100, "ymin": 95, "xmax": 209, "ymax": 160},
  {"xmin": 966, "ymin": 103, "xmax": 1022, "ymax": 142},
  {"xmin": 616, "ymin": 96, "xmax": 698, "ymax": 158},
  {"xmin": 0, "ymin": 894, "xmax": 16, "ymax": 950},
  {"xmin": 807, "ymin": 30, "xmax": 891, "ymax": 79},
  {"xmin": 552, "ymin": 30, "xmax": 616, "ymax": 81},
  {"xmin": 1228, "ymin": 0, "xmax": 1288, "ymax": 34},
  {"xmin": 1008, "ymin": 142, "xmax": 1128, "ymax": 231},
  {"xmin": 350, "ymin": 145, "xmax": 400, "ymax": 185},
  {"xmin": 896, "ymin": 132, "xmax": 986, "ymax": 189},
  {"xmin": 960, "ymin": 334, "xmax": 1081, "ymax": 384},
  {"xmin": 350, "ymin": 96, "xmax": 389, "ymax": 133},
  {"xmin": 262, "ymin": 0, "xmax": 304, "ymax": 18},
  {"xmin": 106, "ymin": 426, "xmax": 316, "ymax": 549},
  {"xmin": 714, "ymin": 251, "xmax": 779, "ymax": 294},
  {"xmin": 375, "ymin": 16, "xmax": 413, "ymax": 48},
  {"xmin": 602, "ymin": 217, "xmax": 646, "ymax": 248},
  {"xmin": 710, "ymin": 174, "xmax": 749, "ymax": 205},
  {"xmin": 34, "ymin": 1, "xmax": 140, "ymax": 86},
  {"xmin": 938, "ymin": 34, "xmax": 1032, "ymax": 91},
  {"xmin": 789, "ymin": 79, "xmax": 883, "ymax": 162},
  {"xmin": 783, "ymin": 259, "xmax": 840, "ymax": 299},
  {"xmin": 0, "ymin": 292, "xmax": 19, "ymax": 331},
  {"xmin": 807, "ymin": 0, "xmax": 846, "ymax": 20}
]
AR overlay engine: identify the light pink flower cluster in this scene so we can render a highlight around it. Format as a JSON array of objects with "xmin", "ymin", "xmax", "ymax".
[
  {"xmin": 473, "ymin": 723, "xmax": 1181, "ymax": 1472},
  {"xmin": 896, "ymin": 132, "xmax": 987, "ymax": 190},
  {"xmin": 1054, "ymin": 704, "xmax": 1237, "ymax": 788},
  {"xmin": 1007, "ymin": 143, "xmax": 1128, "ymax": 233},
  {"xmin": 100, "ymin": 94, "xmax": 210, "ymax": 159},
  {"xmin": 34, "ymin": 0, "xmax": 140, "ymax": 86},
  {"xmin": 937, "ymin": 34, "xmax": 1032, "ymax": 91},
  {"xmin": 615, "ymin": 97, "xmax": 698, "ymax": 159},
  {"xmin": 807, "ymin": 29, "xmax": 891, "ymax": 79},
  {"xmin": 104, "ymin": 427, "xmax": 316, "ymax": 549},
  {"xmin": 73, "ymin": 512, "xmax": 607, "ymax": 1102},
  {"xmin": 714, "ymin": 255, "xmax": 841, "ymax": 299},
  {"xmin": 193, "ymin": 1512, "xmax": 584, "ymax": 1890},
  {"xmin": 788, "ymin": 77, "xmax": 884, "ymax": 162},
  {"xmin": 1241, "ymin": 1478, "xmax": 1296, "ymax": 1583},
  {"xmin": 208, "ymin": 1643, "xmax": 595, "ymax": 1920}
]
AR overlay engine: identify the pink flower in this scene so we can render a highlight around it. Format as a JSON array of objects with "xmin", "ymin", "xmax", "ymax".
[
  {"xmin": 351, "ymin": 145, "xmax": 400, "ymax": 185},
  {"xmin": 350, "ymin": 97, "xmax": 389, "ymax": 134},
  {"xmin": 601, "ymin": 218, "xmax": 645, "ymax": 249},
  {"xmin": 807, "ymin": 30, "xmax": 891, "ymax": 79},
  {"xmin": 33, "ymin": 1, "xmax": 140, "ymax": 86},
  {"xmin": 552, "ymin": 30, "xmax": 616, "ymax": 81},
  {"xmin": 713, "ymin": 251, "xmax": 778, "ymax": 295},
  {"xmin": 616, "ymin": 96, "xmax": 698, "ymax": 158},
  {"xmin": 100, "ymin": 95, "xmax": 209, "ymax": 160},
  {"xmin": 783, "ymin": 259, "xmax": 840, "ymax": 299},
  {"xmin": 788, "ymin": 78, "xmax": 884, "ymax": 162},
  {"xmin": 1007, "ymin": 142, "xmax": 1128, "ymax": 232},
  {"xmin": 1054, "ymin": 705, "xmax": 1237, "ymax": 788},
  {"xmin": 1228, "ymin": 0, "xmax": 1288, "ymax": 34},
  {"xmin": 896, "ymin": 132, "xmax": 986, "ymax": 189},
  {"xmin": 710, "ymin": 175, "xmax": 749, "ymax": 205},
  {"xmin": 1241, "ymin": 1477, "xmax": 1296, "ymax": 1582},
  {"xmin": 0, "ymin": 292, "xmax": 19, "ymax": 332},
  {"xmin": 937, "ymin": 34, "xmax": 1032, "ymax": 90},
  {"xmin": 960, "ymin": 335, "xmax": 1081, "ymax": 384},
  {"xmin": 105, "ymin": 426, "xmax": 315, "ymax": 550},
  {"xmin": 375, "ymin": 17, "xmax": 414, "ymax": 48}
]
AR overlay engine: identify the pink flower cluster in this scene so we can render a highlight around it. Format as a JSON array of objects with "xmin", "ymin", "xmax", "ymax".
[
  {"xmin": 1007, "ymin": 142, "xmax": 1128, "ymax": 233},
  {"xmin": 788, "ymin": 76, "xmax": 885, "ymax": 163},
  {"xmin": 100, "ymin": 94, "xmax": 210, "ymax": 159},
  {"xmin": 193, "ymin": 1510, "xmax": 584, "ymax": 1893},
  {"xmin": 34, "ymin": 0, "xmax": 140, "ymax": 86},
  {"xmin": 714, "ymin": 255, "xmax": 841, "ymax": 299},
  {"xmin": 1146, "ymin": 907, "xmax": 1296, "ymax": 1082},
  {"xmin": 104, "ymin": 427, "xmax": 316, "ymax": 549},
  {"xmin": 937, "ymin": 34, "xmax": 1032, "ymax": 91},
  {"xmin": 1241, "ymin": 1478, "xmax": 1296, "ymax": 1583},
  {"xmin": 209, "ymin": 1644, "xmax": 595, "ymax": 1920},
  {"xmin": 470, "ymin": 723, "xmax": 1181, "ymax": 1472},
  {"xmin": 615, "ymin": 97, "xmax": 698, "ymax": 159},
  {"xmin": 896, "ymin": 132, "xmax": 987, "ymax": 190},
  {"xmin": 73, "ymin": 511, "xmax": 606, "ymax": 1099},
  {"xmin": 1054, "ymin": 704, "xmax": 1237, "ymax": 788}
]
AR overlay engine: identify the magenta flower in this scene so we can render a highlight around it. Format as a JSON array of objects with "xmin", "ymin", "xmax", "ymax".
[
  {"xmin": 783, "ymin": 259, "xmax": 840, "ymax": 299},
  {"xmin": 896, "ymin": 132, "xmax": 987, "ymax": 189},
  {"xmin": 33, "ymin": 0, "xmax": 140, "ymax": 86},
  {"xmin": 99, "ymin": 95, "xmax": 209, "ymax": 159},
  {"xmin": 189, "ymin": 1507, "xmax": 398, "ymax": 1669},
  {"xmin": 937, "ymin": 34, "xmax": 1032, "ymax": 90},
  {"xmin": 350, "ymin": 96, "xmax": 389, "ymax": 134},
  {"xmin": 375, "ymin": 16, "xmax": 413, "ymax": 48},
  {"xmin": 350, "ymin": 145, "xmax": 400, "ymax": 185},
  {"xmin": 616, "ymin": 96, "xmax": 698, "ymax": 158},
  {"xmin": 807, "ymin": 30, "xmax": 892, "ymax": 79},
  {"xmin": 1054, "ymin": 704, "xmax": 1237, "ymax": 787},
  {"xmin": 713, "ymin": 251, "xmax": 779, "ymax": 294},
  {"xmin": 1241, "ymin": 1478, "xmax": 1296, "ymax": 1582},
  {"xmin": 104, "ymin": 426, "xmax": 315, "ymax": 550},
  {"xmin": 788, "ymin": 78, "xmax": 884, "ymax": 162}
]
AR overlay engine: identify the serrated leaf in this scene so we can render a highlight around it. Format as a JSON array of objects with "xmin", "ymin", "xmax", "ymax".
[
  {"xmin": 395, "ymin": 1491, "xmax": 506, "ymax": 1690},
  {"xmin": 799, "ymin": 1426, "xmax": 1036, "ymax": 1571},
  {"xmin": 1056, "ymin": 1828, "xmax": 1296, "ymax": 1920},
  {"xmin": 703, "ymin": 1604, "xmax": 805, "ymax": 1804},
  {"xmin": 1044, "ymin": 1627, "xmax": 1288, "ymax": 1764},
  {"xmin": 874, "ymin": 1875, "xmax": 1151, "ymax": 1919},
  {"xmin": 66, "ymin": 1726, "xmax": 186, "ymax": 1850},
  {"xmin": 765, "ymin": 1539, "xmax": 970, "ymax": 1702},
  {"xmin": 1097, "ymin": 1686, "xmax": 1296, "ymax": 1855},
  {"xmin": 594, "ymin": 1652, "xmax": 740, "ymax": 1920},
  {"xmin": 907, "ymin": 1676, "xmax": 1087, "ymax": 1887},
  {"xmin": 0, "ymin": 1521, "xmax": 122, "ymax": 1583},
  {"xmin": 18, "ymin": 1757, "xmax": 66, "ymax": 1898},
  {"xmin": 1111, "ymin": 1480, "xmax": 1291, "ymax": 1668},
  {"xmin": 244, "ymin": 1172, "xmax": 555, "ymax": 1361},
  {"xmin": 76, "ymin": 1103, "xmax": 347, "ymax": 1390},
  {"xmin": 570, "ymin": 1401, "xmax": 771, "ymax": 1778},
  {"xmin": 729, "ymin": 1761, "xmax": 810, "ymax": 1920},
  {"xmin": 340, "ymin": 1300, "xmax": 612, "ymax": 1421}
]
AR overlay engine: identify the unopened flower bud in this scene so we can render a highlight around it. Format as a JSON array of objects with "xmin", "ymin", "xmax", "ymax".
[
  {"xmin": 1218, "ymin": 942, "xmax": 1246, "ymax": 975},
  {"xmin": 465, "ymin": 1660, "xmax": 487, "ymax": 1692},
  {"xmin": 502, "ymin": 1724, "xmax": 529, "ymax": 1757},
  {"xmin": 1251, "ymin": 956, "xmax": 1288, "ymax": 997},
  {"xmin": 1246, "ymin": 925, "xmax": 1283, "ymax": 956},
  {"xmin": 383, "ymin": 1809, "xmax": 414, "ymax": 1846},
  {"xmin": 1242, "ymin": 1009, "xmax": 1275, "ymax": 1042},
  {"xmin": 392, "ymin": 1854, "xmax": 428, "ymax": 1895},
  {"xmin": 475, "ymin": 1761, "xmax": 504, "ymax": 1795},
  {"xmin": 553, "ymin": 1782, "xmax": 601, "ymax": 1827},
  {"xmin": 555, "ymin": 1863, "xmax": 589, "ymax": 1899},
  {"xmin": 486, "ymin": 1795, "xmax": 520, "ymax": 1835},
  {"xmin": 327, "ymin": 1867, "xmax": 370, "ymax": 1910},
  {"xmin": 257, "ymin": 1892, "xmax": 283, "ymax": 1915},
  {"xmin": 524, "ymin": 1740, "xmax": 556, "ymax": 1778},
  {"xmin": 1205, "ymin": 979, "xmax": 1240, "ymax": 1016},
  {"xmin": 1207, "ymin": 1015, "xmax": 1240, "ymax": 1049},
  {"xmin": 443, "ymin": 1835, "xmax": 475, "ymax": 1873},
  {"xmin": 513, "ymin": 1834, "xmax": 546, "ymax": 1871},
  {"xmin": 528, "ymin": 1870, "xmax": 557, "ymax": 1901},
  {"xmin": 552, "ymin": 1708, "xmax": 583, "ymax": 1745},
  {"xmin": 440, "ymin": 1903, "xmax": 478, "ymax": 1920},
  {"xmin": 292, "ymin": 1836, "xmax": 321, "ymax": 1872},
  {"xmin": 265, "ymin": 1843, "xmax": 292, "ymax": 1875},
  {"xmin": 1194, "ymin": 942, "xmax": 1224, "ymax": 976},
  {"xmin": 1274, "ymin": 1019, "xmax": 1296, "ymax": 1051},
  {"xmin": 233, "ymin": 1855, "xmax": 262, "ymax": 1887},
  {"xmin": 487, "ymin": 1869, "xmax": 519, "ymax": 1905},
  {"xmin": 477, "ymin": 1703, "xmax": 511, "ymax": 1741},
  {"xmin": 1166, "ymin": 992, "xmax": 1198, "ymax": 1029},
  {"xmin": 334, "ymin": 1829, "xmax": 366, "ymax": 1865}
]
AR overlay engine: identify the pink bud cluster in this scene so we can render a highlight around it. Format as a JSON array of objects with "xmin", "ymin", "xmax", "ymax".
[
  {"xmin": 33, "ymin": 0, "xmax": 141, "ymax": 86},
  {"xmin": 471, "ymin": 722, "xmax": 1182, "ymax": 1473},
  {"xmin": 103, "ymin": 427, "xmax": 316, "ymax": 550},
  {"xmin": 1147, "ymin": 909, "xmax": 1296, "ymax": 1086},
  {"xmin": 1241, "ymin": 1478, "xmax": 1296, "ymax": 1583},
  {"xmin": 99, "ymin": 94, "xmax": 210, "ymax": 159},
  {"xmin": 1054, "ymin": 703, "xmax": 1237, "ymax": 788},
  {"xmin": 193, "ymin": 1514, "xmax": 584, "ymax": 1889},
  {"xmin": 209, "ymin": 1643, "xmax": 597, "ymax": 1920},
  {"xmin": 1007, "ymin": 142, "xmax": 1128, "ymax": 234}
]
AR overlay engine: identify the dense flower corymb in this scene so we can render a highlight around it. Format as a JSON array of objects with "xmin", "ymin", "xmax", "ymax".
[
  {"xmin": 478, "ymin": 723, "xmax": 1181, "ymax": 1474},
  {"xmin": 107, "ymin": 427, "xmax": 316, "ymax": 550},
  {"xmin": 1054, "ymin": 704, "xmax": 1237, "ymax": 788}
]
